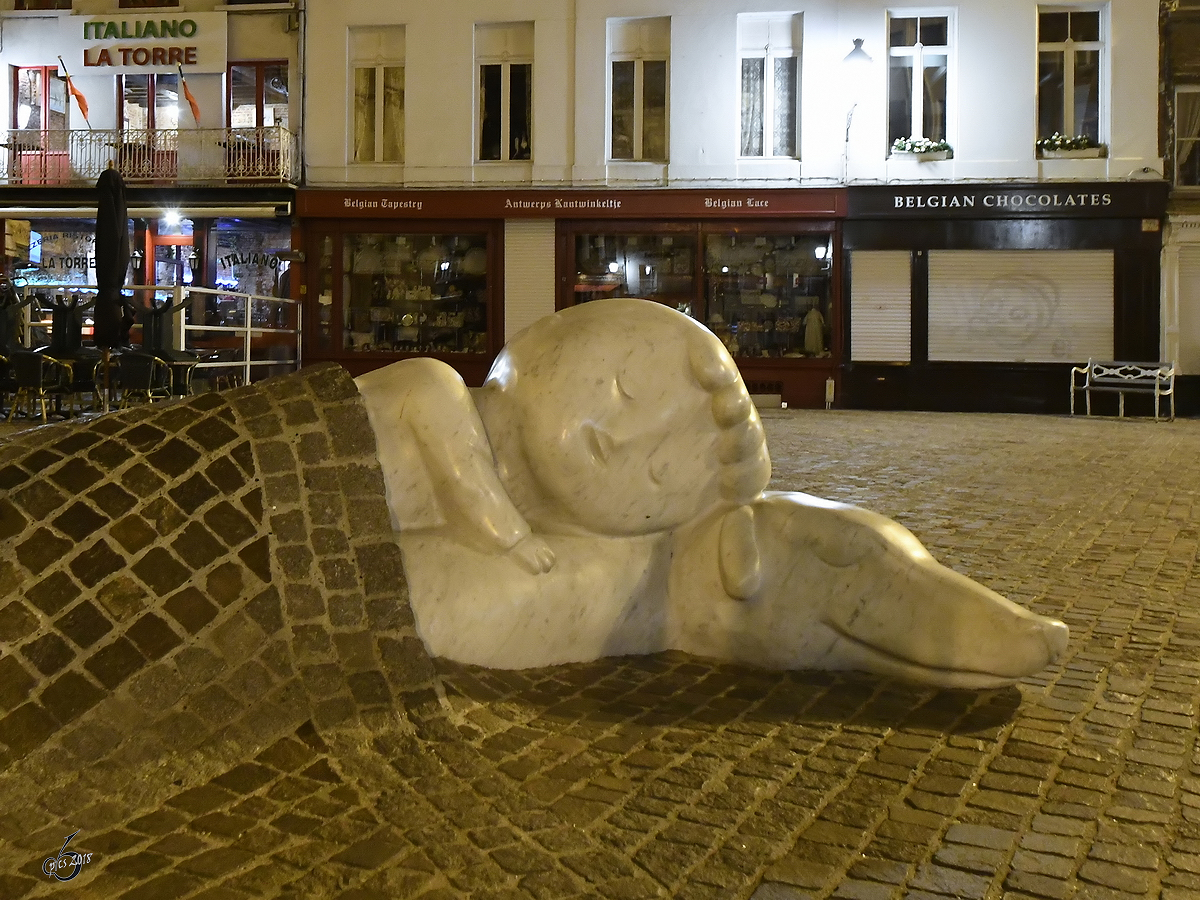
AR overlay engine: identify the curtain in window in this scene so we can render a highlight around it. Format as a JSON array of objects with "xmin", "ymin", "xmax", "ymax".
[
  {"xmin": 772, "ymin": 57, "xmax": 797, "ymax": 157},
  {"xmin": 353, "ymin": 68, "xmax": 376, "ymax": 162},
  {"xmin": 740, "ymin": 58, "xmax": 764, "ymax": 156},
  {"xmin": 382, "ymin": 67, "xmax": 404, "ymax": 162}
]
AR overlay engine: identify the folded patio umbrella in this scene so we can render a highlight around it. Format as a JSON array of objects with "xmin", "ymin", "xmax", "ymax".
[{"xmin": 92, "ymin": 166, "xmax": 132, "ymax": 349}]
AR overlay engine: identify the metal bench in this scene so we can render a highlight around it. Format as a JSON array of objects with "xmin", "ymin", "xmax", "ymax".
[{"xmin": 1070, "ymin": 359, "xmax": 1175, "ymax": 421}]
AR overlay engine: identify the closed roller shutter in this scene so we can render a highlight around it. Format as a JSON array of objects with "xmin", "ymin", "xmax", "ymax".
[
  {"xmin": 504, "ymin": 219, "xmax": 557, "ymax": 343},
  {"xmin": 850, "ymin": 250, "xmax": 911, "ymax": 362},
  {"xmin": 1177, "ymin": 245, "xmax": 1200, "ymax": 374},
  {"xmin": 929, "ymin": 250, "xmax": 1113, "ymax": 363}
]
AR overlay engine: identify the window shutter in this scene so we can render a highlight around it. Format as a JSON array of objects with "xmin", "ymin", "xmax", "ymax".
[
  {"xmin": 851, "ymin": 250, "xmax": 911, "ymax": 362},
  {"xmin": 504, "ymin": 220, "xmax": 556, "ymax": 343},
  {"xmin": 1177, "ymin": 244, "xmax": 1200, "ymax": 374},
  {"xmin": 928, "ymin": 250, "xmax": 1113, "ymax": 362}
]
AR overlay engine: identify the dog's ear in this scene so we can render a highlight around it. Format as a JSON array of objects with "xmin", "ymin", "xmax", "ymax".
[{"xmin": 718, "ymin": 504, "xmax": 761, "ymax": 600}]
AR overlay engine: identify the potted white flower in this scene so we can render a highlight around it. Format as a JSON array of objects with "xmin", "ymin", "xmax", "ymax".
[
  {"xmin": 1036, "ymin": 133, "xmax": 1107, "ymax": 159},
  {"xmin": 891, "ymin": 137, "xmax": 953, "ymax": 160}
]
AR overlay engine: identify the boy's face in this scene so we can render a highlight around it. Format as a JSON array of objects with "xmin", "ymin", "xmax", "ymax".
[
  {"xmin": 485, "ymin": 302, "xmax": 757, "ymax": 536},
  {"xmin": 512, "ymin": 334, "xmax": 725, "ymax": 535}
]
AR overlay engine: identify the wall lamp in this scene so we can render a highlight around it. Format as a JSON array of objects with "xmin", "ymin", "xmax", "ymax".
[{"xmin": 844, "ymin": 38, "xmax": 872, "ymax": 65}]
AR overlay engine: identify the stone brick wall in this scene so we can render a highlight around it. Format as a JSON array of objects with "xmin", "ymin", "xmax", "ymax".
[{"xmin": 0, "ymin": 363, "xmax": 438, "ymax": 771}]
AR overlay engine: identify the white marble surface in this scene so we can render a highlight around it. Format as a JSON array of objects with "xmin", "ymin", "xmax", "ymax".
[{"xmin": 356, "ymin": 299, "xmax": 1068, "ymax": 688}]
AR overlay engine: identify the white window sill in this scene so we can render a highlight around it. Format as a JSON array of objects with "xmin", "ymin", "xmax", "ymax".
[
  {"xmin": 472, "ymin": 161, "xmax": 534, "ymax": 183},
  {"xmin": 216, "ymin": 2, "xmax": 297, "ymax": 10},
  {"xmin": 605, "ymin": 160, "xmax": 668, "ymax": 184}
]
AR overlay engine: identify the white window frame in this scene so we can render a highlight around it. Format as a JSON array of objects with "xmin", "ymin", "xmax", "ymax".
[
  {"xmin": 476, "ymin": 22, "xmax": 534, "ymax": 163},
  {"xmin": 608, "ymin": 18, "xmax": 670, "ymax": 163},
  {"xmin": 886, "ymin": 10, "xmax": 952, "ymax": 149},
  {"xmin": 349, "ymin": 27, "xmax": 405, "ymax": 165},
  {"xmin": 737, "ymin": 14, "xmax": 802, "ymax": 159},
  {"xmin": 1176, "ymin": 85, "xmax": 1200, "ymax": 189},
  {"xmin": 1036, "ymin": 6, "xmax": 1105, "ymax": 144}
]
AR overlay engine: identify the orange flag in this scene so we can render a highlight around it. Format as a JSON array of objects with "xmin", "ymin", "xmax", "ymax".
[
  {"xmin": 57, "ymin": 56, "xmax": 90, "ymax": 125},
  {"xmin": 178, "ymin": 66, "xmax": 201, "ymax": 124}
]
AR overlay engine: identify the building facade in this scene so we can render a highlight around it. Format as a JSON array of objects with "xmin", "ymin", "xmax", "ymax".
[
  {"xmin": 299, "ymin": 0, "xmax": 1166, "ymax": 412},
  {"xmin": 1162, "ymin": 0, "xmax": 1200, "ymax": 414},
  {"xmin": 0, "ymin": 0, "xmax": 299, "ymax": 331}
]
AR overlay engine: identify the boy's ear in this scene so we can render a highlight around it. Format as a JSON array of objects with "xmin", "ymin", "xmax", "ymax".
[{"xmin": 718, "ymin": 504, "xmax": 762, "ymax": 601}]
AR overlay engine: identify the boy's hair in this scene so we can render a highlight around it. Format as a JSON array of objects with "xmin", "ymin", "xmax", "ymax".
[{"xmin": 488, "ymin": 297, "xmax": 770, "ymax": 504}]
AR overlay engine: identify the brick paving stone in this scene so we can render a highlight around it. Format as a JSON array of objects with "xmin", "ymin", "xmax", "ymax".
[
  {"xmin": 1003, "ymin": 870, "xmax": 1075, "ymax": 900},
  {"xmin": 7, "ymin": 404, "xmax": 1200, "ymax": 898}
]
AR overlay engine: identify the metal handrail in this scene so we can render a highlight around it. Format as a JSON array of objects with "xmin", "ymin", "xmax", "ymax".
[
  {"xmin": 179, "ymin": 285, "xmax": 303, "ymax": 387},
  {"xmin": 14, "ymin": 282, "xmax": 302, "ymax": 389},
  {"xmin": 0, "ymin": 126, "xmax": 300, "ymax": 185}
]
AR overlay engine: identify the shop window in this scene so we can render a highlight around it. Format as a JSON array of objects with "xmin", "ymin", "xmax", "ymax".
[
  {"xmin": 1177, "ymin": 86, "xmax": 1200, "ymax": 187},
  {"xmin": 573, "ymin": 232, "xmax": 698, "ymax": 315},
  {"xmin": 15, "ymin": 1, "xmax": 72, "ymax": 9},
  {"xmin": 18, "ymin": 223, "xmax": 100, "ymax": 286},
  {"xmin": 887, "ymin": 14, "xmax": 950, "ymax": 149},
  {"xmin": 119, "ymin": 0, "xmax": 178, "ymax": 7},
  {"xmin": 351, "ymin": 26, "xmax": 404, "ymax": 164},
  {"xmin": 608, "ymin": 18, "xmax": 669, "ymax": 161},
  {"xmin": 569, "ymin": 226, "xmax": 834, "ymax": 362},
  {"xmin": 705, "ymin": 233, "xmax": 832, "ymax": 360},
  {"xmin": 476, "ymin": 23, "xmax": 533, "ymax": 162},
  {"xmin": 315, "ymin": 232, "xmax": 492, "ymax": 355},
  {"xmin": 1037, "ymin": 8, "xmax": 1103, "ymax": 145},
  {"xmin": 738, "ymin": 14, "xmax": 801, "ymax": 158},
  {"xmin": 229, "ymin": 61, "xmax": 289, "ymax": 130},
  {"xmin": 213, "ymin": 220, "xmax": 293, "ymax": 297},
  {"xmin": 316, "ymin": 236, "xmax": 335, "ymax": 349}
]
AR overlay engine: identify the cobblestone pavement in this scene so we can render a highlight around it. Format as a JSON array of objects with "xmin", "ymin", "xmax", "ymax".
[{"xmin": 3, "ymin": 404, "xmax": 1200, "ymax": 899}]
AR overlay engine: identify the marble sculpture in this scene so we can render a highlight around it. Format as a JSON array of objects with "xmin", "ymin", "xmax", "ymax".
[{"xmin": 356, "ymin": 298, "xmax": 1069, "ymax": 689}]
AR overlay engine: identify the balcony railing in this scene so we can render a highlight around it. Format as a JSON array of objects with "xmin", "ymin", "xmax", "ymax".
[{"xmin": 0, "ymin": 126, "xmax": 300, "ymax": 186}]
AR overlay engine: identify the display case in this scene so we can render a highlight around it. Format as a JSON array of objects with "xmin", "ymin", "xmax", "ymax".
[
  {"xmin": 572, "ymin": 230, "xmax": 698, "ymax": 317},
  {"xmin": 341, "ymin": 233, "xmax": 489, "ymax": 354},
  {"xmin": 304, "ymin": 221, "xmax": 500, "ymax": 381},
  {"xmin": 560, "ymin": 219, "xmax": 839, "ymax": 407},
  {"xmin": 704, "ymin": 232, "xmax": 833, "ymax": 360}
]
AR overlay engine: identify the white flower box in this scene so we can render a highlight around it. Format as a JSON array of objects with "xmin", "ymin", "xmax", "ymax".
[
  {"xmin": 892, "ymin": 150, "xmax": 952, "ymax": 161},
  {"xmin": 1038, "ymin": 146, "xmax": 1107, "ymax": 159}
]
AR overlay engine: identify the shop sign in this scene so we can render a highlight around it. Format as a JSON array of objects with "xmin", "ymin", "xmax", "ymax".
[
  {"xmin": 849, "ymin": 182, "xmax": 1168, "ymax": 219},
  {"xmin": 299, "ymin": 189, "xmax": 847, "ymax": 220},
  {"xmin": 61, "ymin": 12, "xmax": 227, "ymax": 74}
]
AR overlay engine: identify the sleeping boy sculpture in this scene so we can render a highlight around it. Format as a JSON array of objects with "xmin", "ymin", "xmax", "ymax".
[{"xmin": 356, "ymin": 299, "xmax": 1068, "ymax": 690}]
